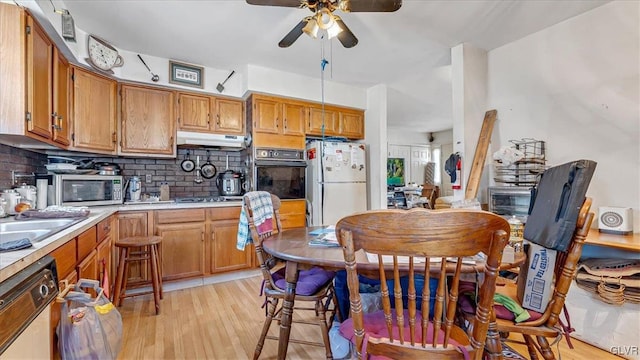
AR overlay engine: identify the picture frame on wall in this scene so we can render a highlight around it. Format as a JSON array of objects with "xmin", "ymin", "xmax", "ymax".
[
  {"xmin": 387, "ymin": 158, "xmax": 405, "ymax": 187},
  {"xmin": 169, "ymin": 60, "xmax": 204, "ymax": 88}
]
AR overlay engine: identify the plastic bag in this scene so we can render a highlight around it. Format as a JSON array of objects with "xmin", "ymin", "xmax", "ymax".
[
  {"xmin": 360, "ymin": 283, "xmax": 382, "ymax": 314},
  {"xmin": 57, "ymin": 279, "xmax": 122, "ymax": 360}
]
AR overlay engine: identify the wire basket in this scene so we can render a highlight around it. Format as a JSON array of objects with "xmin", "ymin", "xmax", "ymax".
[{"xmin": 494, "ymin": 138, "xmax": 546, "ymax": 186}]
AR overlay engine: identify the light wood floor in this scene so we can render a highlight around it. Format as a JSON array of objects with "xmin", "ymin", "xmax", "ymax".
[{"xmin": 117, "ymin": 274, "xmax": 623, "ymax": 359}]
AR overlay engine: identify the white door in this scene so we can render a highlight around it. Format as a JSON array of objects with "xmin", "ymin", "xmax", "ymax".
[
  {"xmin": 321, "ymin": 182, "xmax": 367, "ymax": 225},
  {"xmin": 410, "ymin": 145, "xmax": 430, "ymax": 185}
]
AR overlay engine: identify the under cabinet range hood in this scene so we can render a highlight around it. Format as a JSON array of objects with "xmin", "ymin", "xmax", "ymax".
[{"xmin": 176, "ymin": 131, "xmax": 246, "ymax": 149}]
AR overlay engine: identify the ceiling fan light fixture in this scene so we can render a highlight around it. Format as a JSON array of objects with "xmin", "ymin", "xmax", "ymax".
[
  {"xmin": 317, "ymin": 8, "xmax": 335, "ymax": 30},
  {"xmin": 326, "ymin": 21, "xmax": 343, "ymax": 39},
  {"xmin": 302, "ymin": 17, "xmax": 320, "ymax": 38}
]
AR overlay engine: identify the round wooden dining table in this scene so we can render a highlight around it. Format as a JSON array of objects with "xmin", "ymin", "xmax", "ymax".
[{"xmin": 261, "ymin": 226, "xmax": 525, "ymax": 360}]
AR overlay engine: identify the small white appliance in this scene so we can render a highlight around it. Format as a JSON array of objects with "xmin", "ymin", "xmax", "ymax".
[
  {"xmin": 598, "ymin": 206, "xmax": 633, "ymax": 235},
  {"xmin": 306, "ymin": 140, "xmax": 368, "ymax": 226}
]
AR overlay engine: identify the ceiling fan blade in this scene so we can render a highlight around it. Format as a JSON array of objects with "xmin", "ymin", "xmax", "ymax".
[
  {"xmin": 278, "ymin": 19, "xmax": 308, "ymax": 48},
  {"xmin": 340, "ymin": 0, "xmax": 402, "ymax": 12},
  {"xmin": 335, "ymin": 19, "xmax": 358, "ymax": 48},
  {"xmin": 246, "ymin": 0, "xmax": 305, "ymax": 7}
]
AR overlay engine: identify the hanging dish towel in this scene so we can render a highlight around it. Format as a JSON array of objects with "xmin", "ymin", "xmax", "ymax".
[{"xmin": 236, "ymin": 191, "xmax": 274, "ymax": 250}]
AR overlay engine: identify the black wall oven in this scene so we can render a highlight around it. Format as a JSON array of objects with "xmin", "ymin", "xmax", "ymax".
[{"xmin": 254, "ymin": 148, "xmax": 306, "ymax": 200}]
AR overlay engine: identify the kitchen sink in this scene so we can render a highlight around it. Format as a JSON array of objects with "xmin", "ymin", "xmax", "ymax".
[
  {"xmin": 0, "ymin": 218, "xmax": 84, "ymax": 243},
  {"xmin": 1, "ymin": 230, "xmax": 51, "ymax": 243}
]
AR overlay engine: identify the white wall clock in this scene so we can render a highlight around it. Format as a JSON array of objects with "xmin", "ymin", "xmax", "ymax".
[{"xmin": 86, "ymin": 35, "xmax": 124, "ymax": 73}]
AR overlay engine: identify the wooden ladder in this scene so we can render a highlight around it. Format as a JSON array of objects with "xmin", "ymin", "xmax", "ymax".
[{"xmin": 465, "ymin": 110, "xmax": 497, "ymax": 200}]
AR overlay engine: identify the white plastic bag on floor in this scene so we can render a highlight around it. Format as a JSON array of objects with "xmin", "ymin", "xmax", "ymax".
[
  {"xmin": 57, "ymin": 279, "xmax": 122, "ymax": 360},
  {"xmin": 329, "ymin": 320, "xmax": 351, "ymax": 359}
]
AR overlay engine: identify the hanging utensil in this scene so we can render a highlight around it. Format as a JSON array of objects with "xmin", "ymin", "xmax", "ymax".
[
  {"xmin": 216, "ymin": 70, "xmax": 235, "ymax": 93},
  {"xmin": 200, "ymin": 150, "xmax": 217, "ymax": 179},
  {"xmin": 181, "ymin": 150, "xmax": 195, "ymax": 172},
  {"xmin": 194, "ymin": 155, "xmax": 203, "ymax": 184},
  {"xmin": 137, "ymin": 54, "xmax": 159, "ymax": 82}
]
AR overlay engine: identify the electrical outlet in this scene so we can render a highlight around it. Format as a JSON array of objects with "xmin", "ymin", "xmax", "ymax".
[{"xmin": 145, "ymin": 174, "xmax": 152, "ymax": 183}]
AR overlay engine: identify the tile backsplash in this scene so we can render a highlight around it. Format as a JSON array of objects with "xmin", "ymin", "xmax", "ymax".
[
  {"xmin": 95, "ymin": 149, "xmax": 247, "ymax": 199},
  {"xmin": 0, "ymin": 144, "xmax": 47, "ymax": 189},
  {"xmin": 1, "ymin": 144, "xmax": 248, "ymax": 199}
]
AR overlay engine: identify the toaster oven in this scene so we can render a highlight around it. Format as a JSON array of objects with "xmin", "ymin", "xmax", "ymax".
[{"xmin": 487, "ymin": 186, "xmax": 532, "ymax": 223}]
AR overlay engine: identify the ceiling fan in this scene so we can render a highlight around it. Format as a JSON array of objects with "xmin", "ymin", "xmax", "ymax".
[{"xmin": 246, "ymin": 0, "xmax": 402, "ymax": 48}]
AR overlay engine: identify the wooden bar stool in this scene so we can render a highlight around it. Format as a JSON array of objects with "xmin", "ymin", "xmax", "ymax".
[{"xmin": 112, "ymin": 235, "xmax": 163, "ymax": 315}]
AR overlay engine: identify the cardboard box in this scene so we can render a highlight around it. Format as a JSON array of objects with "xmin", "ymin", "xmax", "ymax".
[{"xmin": 520, "ymin": 242, "xmax": 557, "ymax": 312}]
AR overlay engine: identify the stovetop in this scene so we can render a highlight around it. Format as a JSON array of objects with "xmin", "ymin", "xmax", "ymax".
[{"xmin": 174, "ymin": 196, "xmax": 244, "ymax": 203}]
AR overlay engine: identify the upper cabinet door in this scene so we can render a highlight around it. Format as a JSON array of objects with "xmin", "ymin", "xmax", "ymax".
[
  {"xmin": 120, "ymin": 84, "xmax": 175, "ymax": 156},
  {"xmin": 177, "ymin": 93, "xmax": 210, "ymax": 132},
  {"xmin": 252, "ymin": 96, "xmax": 280, "ymax": 134},
  {"xmin": 214, "ymin": 98, "xmax": 244, "ymax": 135},
  {"xmin": 52, "ymin": 47, "xmax": 70, "ymax": 146},
  {"xmin": 71, "ymin": 68, "xmax": 117, "ymax": 154},
  {"xmin": 307, "ymin": 106, "xmax": 338, "ymax": 136},
  {"xmin": 26, "ymin": 15, "xmax": 53, "ymax": 140},
  {"xmin": 281, "ymin": 102, "xmax": 306, "ymax": 136},
  {"xmin": 339, "ymin": 110, "xmax": 365, "ymax": 140}
]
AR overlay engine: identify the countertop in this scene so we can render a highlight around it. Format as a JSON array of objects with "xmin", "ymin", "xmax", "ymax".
[
  {"xmin": 0, "ymin": 200, "xmax": 243, "ymax": 283},
  {"xmin": 584, "ymin": 231, "xmax": 640, "ymax": 252}
]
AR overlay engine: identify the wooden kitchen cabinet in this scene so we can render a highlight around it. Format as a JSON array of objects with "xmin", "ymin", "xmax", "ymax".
[
  {"xmin": 71, "ymin": 67, "xmax": 117, "ymax": 154},
  {"xmin": 307, "ymin": 104, "xmax": 365, "ymax": 139},
  {"xmin": 307, "ymin": 105, "xmax": 338, "ymax": 137},
  {"xmin": 279, "ymin": 200, "xmax": 306, "ymax": 229},
  {"xmin": 52, "ymin": 48, "xmax": 71, "ymax": 146},
  {"xmin": 177, "ymin": 92, "xmax": 210, "ymax": 132},
  {"xmin": 208, "ymin": 207, "xmax": 251, "ymax": 273},
  {"xmin": 77, "ymin": 226, "xmax": 97, "ymax": 261},
  {"xmin": 214, "ymin": 97, "xmax": 244, "ymax": 134},
  {"xmin": 25, "ymin": 14, "xmax": 53, "ymax": 141},
  {"xmin": 177, "ymin": 92, "xmax": 244, "ymax": 135},
  {"xmin": 338, "ymin": 109, "xmax": 365, "ymax": 139},
  {"xmin": 77, "ymin": 249, "xmax": 98, "ymax": 281},
  {"xmin": 49, "ymin": 237, "xmax": 77, "ymax": 280},
  {"xmin": 120, "ymin": 84, "xmax": 176, "ymax": 156},
  {"xmin": 116, "ymin": 211, "xmax": 152, "ymax": 284},
  {"xmin": 0, "ymin": 4, "xmax": 70, "ymax": 148},
  {"xmin": 249, "ymin": 94, "xmax": 306, "ymax": 149},
  {"xmin": 96, "ymin": 216, "xmax": 114, "ymax": 289},
  {"xmin": 155, "ymin": 209, "xmax": 206, "ymax": 280}
]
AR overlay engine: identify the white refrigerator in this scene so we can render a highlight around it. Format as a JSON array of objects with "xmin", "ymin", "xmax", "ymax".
[{"xmin": 306, "ymin": 140, "xmax": 368, "ymax": 226}]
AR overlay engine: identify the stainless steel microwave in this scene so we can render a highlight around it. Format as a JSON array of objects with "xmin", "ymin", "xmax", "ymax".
[
  {"xmin": 487, "ymin": 186, "xmax": 532, "ymax": 223},
  {"xmin": 49, "ymin": 174, "xmax": 124, "ymax": 206}
]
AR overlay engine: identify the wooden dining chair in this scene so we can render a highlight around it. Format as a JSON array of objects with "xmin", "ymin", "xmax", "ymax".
[
  {"xmin": 243, "ymin": 192, "xmax": 340, "ymax": 360},
  {"xmin": 336, "ymin": 208, "xmax": 510, "ymax": 360},
  {"xmin": 421, "ymin": 184, "xmax": 439, "ymax": 209},
  {"xmin": 483, "ymin": 198, "xmax": 595, "ymax": 360}
]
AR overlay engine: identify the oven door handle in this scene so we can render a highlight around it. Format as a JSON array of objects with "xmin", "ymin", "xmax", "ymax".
[{"xmin": 255, "ymin": 160, "xmax": 307, "ymax": 167}]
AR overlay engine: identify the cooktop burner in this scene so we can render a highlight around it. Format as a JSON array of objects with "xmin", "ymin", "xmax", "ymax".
[{"xmin": 175, "ymin": 196, "xmax": 243, "ymax": 203}]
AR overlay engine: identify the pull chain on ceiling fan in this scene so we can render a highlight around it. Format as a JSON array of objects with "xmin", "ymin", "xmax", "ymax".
[{"xmin": 246, "ymin": 0, "xmax": 402, "ymax": 48}]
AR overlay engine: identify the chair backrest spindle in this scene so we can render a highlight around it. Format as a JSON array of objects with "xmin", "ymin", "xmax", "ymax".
[{"xmin": 337, "ymin": 208, "xmax": 510, "ymax": 359}]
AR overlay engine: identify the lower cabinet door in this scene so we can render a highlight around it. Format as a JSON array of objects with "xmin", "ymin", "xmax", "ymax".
[
  {"xmin": 156, "ymin": 223, "xmax": 206, "ymax": 280},
  {"xmin": 77, "ymin": 249, "xmax": 98, "ymax": 281},
  {"xmin": 210, "ymin": 219, "xmax": 252, "ymax": 273}
]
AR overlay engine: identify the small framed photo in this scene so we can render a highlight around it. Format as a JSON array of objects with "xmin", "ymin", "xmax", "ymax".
[{"xmin": 169, "ymin": 60, "xmax": 204, "ymax": 88}]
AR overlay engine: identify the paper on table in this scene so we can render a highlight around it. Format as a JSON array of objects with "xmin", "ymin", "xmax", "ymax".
[
  {"xmin": 308, "ymin": 232, "xmax": 340, "ymax": 247},
  {"xmin": 309, "ymin": 225, "xmax": 336, "ymax": 236}
]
